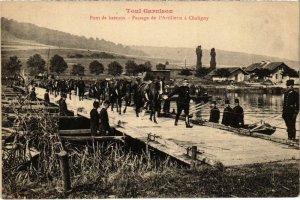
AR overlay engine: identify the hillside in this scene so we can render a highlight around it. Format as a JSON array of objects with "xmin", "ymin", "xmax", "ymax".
[
  {"xmin": 131, "ymin": 46, "xmax": 300, "ymax": 70},
  {"xmin": 1, "ymin": 17, "xmax": 145, "ymax": 56}
]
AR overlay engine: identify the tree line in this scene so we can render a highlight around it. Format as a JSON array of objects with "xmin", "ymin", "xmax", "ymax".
[{"xmin": 3, "ymin": 54, "xmax": 157, "ymax": 77}]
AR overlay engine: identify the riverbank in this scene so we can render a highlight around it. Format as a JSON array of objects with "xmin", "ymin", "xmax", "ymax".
[{"xmin": 2, "ymin": 160, "xmax": 299, "ymax": 198}]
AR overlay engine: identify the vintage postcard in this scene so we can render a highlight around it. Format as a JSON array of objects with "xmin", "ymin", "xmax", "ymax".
[{"xmin": 1, "ymin": 1, "xmax": 299, "ymax": 198}]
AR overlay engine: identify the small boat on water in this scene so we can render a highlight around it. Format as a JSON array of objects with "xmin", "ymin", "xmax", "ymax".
[
  {"xmin": 196, "ymin": 120, "xmax": 276, "ymax": 136},
  {"xmin": 161, "ymin": 112, "xmax": 276, "ymax": 136}
]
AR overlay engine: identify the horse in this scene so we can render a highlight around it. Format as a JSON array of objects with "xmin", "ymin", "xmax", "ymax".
[{"xmin": 134, "ymin": 79, "xmax": 163, "ymax": 123}]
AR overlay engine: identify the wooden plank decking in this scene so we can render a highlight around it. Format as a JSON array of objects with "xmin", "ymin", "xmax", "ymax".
[{"xmin": 27, "ymin": 87, "xmax": 300, "ymax": 167}]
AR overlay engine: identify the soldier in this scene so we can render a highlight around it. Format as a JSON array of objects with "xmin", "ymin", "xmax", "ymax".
[
  {"xmin": 168, "ymin": 79, "xmax": 193, "ymax": 128},
  {"xmin": 29, "ymin": 87, "xmax": 37, "ymax": 101},
  {"xmin": 163, "ymin": 85, "xmax": 171, "ymax": 114},
  {"xmin": 60, "ymin": 79, "xmax": 68, "ymax": 98},
  {"xmin": 90, "ymin": 100, "xmax": 100, "ymax": 136},
  {"xmin": 232, "ymin": 99, "xmax": 244, "ymax": 128},
  {"xmin": 99, "ymin": 100, "xmax": 112, "ymax": 135},
  {"xmin": 209, "ymin": 100, "xmax": 220, "ymax": 123},
  {"xmin": 59, "ymin": 94, "xmax": 68, "ymax": 116},
  {"xmin": 44, "ymin": 89, "xmax": 50, "ymax": 106},
  {"xmin": 109, "ymin": 79, "xmax": 117, "ymax": 112},
  {"xmin": 77, "ymin": 77, "xmax": 85, "ymax": 101},
  {"xmin": 282, "ymin": 80, "xmax": 299, "ymax": 140},
  {"xmin": 222, "ymin": 99, "xmax": 233, "ymax": 126}
]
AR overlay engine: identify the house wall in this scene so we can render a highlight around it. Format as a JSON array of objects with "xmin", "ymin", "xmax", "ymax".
[
  {"xmin": 267, "ymin": 68, "xmax": 284, "ymax": 83},
  {"xmin": 212, "ymin": 77, "xmax": 227, "ymax": 82},
  {"xmin": 228, "ymin": 72, "xmax": 245, "ymax": 82}
]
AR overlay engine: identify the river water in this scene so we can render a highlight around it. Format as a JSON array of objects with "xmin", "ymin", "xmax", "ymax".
[{"xmin": 169, "ymin": 92, "xmax": 299, "ymax": 140}]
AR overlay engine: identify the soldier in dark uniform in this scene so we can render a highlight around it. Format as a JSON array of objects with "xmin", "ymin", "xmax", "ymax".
[
  {"xmin": 222, "ymin": 99, "xmax": 233, "ymax": 126},
  {"xmin": 99, "ymin": 100, "xmax": 112, "ymax": 135},
  {"xmin": 29, "ymin": 87, "xmax": 37, "ymax": 101},
  {"xmin": 232, "ymin": 99, "xmax": 244, "ymax": 128},
  {"xmin": 44, "ymin": 89, "xmax": 50, "ymax": 106},
  {"xmin": 209, "ymin": 100, "xmax": 220, "ymax": 123},
  {"xmin": 60, "ymin": 79, "xmax": 68, "ymax": 97},
  {"xmin": 77, "ymin": 77, "xmax": 85, "ymax": 101},
  {"xmin": 90, "ymin": 100, "xmax": 100, "ymax": 136},
  {"xmin": 163, "ymin": 85, "xmax": 171, "ymax": 114},
  {"xmin": 109, "ymin": 79, "xmax": 117, "ymax": 112},
  {"xmin": 168, "ymin": 79, "xmax": 193, "ymax": 128},
  {"xmin": 282, "ymin": 80, "xmax": 299, "ymax": 140},
  {"xmin": 133, "ymin": 77, "xmax": 142, "ymax": 117},
  {"xmin": 59, "ymin": 94, "xmax": 68, "ymax": 116}
]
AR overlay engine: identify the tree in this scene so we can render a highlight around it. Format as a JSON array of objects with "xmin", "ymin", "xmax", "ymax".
[
  {"xmin": 137, "ymin": 62, "xmax": 152, "ymax": 75},
  {"xmin": 4, "ymin": 56, "xmax": 22, "ymax": 76},
  {"xmin": 255, "ymin": 68, "xmax": 271, "ymax": 79},
  {"xmin": 195, "ymin": 67, "xmax": 211, "ymax": 77},
  {"xmin": 108, "ymin": 61, "xmax": 123, "ymax": 76},
  {"xmin": 26, "ymin": 54, "xmax": 46, "ymax": 76},
  {"xmin": 89, "ymin": 60, "xmax": 104, "ymax": 75},
  {"xmin": 125, "ymin": 60, "xmax": 138, "ymax": 75},
  {"xmin": 165, "ymin": 61, "xmax": 169, "ymax": 66},
  {"xmin": 144, "ymin": 61, "xmax": 152, "ymax": 72},
  {"xmin": 71, "ymin": 64, "xmax": 85, "ymax": 76},
  {"xmin": 50, "ymin": 54, "xmax": 68, "ymax": 74},
  {"xmin": 179, "ymin": 68, "xmax": 192, "ymax": 76},
  {"xmin": 156, "ymin": 63, "xmax": 166, "ymax": 70}
]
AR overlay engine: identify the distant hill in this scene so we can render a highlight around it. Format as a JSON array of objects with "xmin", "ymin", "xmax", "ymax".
[
  {"xmin": 1, "ymin": 17, "xmax": 145, "ymax": 56},
  {"xmin": 131, "ymin": 46, "xmax": 300, "ymax": 70}
]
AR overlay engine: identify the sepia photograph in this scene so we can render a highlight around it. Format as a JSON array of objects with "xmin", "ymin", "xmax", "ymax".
[{"xmin": 1, "ymin": 1, "xmax": 299, "ymax": 198}]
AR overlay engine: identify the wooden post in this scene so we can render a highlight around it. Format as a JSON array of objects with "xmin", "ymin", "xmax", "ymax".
[
  {"xmin": 58, "ymin": 151, "xmax": 71, "ymax": 192},
  {"xmin": 191, "ymin": 146, "xmax": 197, "ymax": 160}
]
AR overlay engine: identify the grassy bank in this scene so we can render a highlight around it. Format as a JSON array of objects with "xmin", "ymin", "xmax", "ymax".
[{"xmin": 2, "ymin": 157, "xmax": 299, "ymax": 198}]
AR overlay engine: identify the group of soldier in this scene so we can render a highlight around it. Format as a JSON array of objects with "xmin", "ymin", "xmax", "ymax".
[
  {"xmin": 209, "ymin": 98, "xmax": 244, "ymax": 128},
  {"xmin": 31, "ymin": 75, "xmax": 298, "ymax": 140}
]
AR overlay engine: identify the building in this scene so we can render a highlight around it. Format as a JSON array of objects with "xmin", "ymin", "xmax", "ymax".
[
  {"xmin": 143, "ymin": 70, "xmax": 171, "ymax": 81},
  {"xmin": 244, "ymin": 61, "xmax": 296, "ymax": 84},
  {"xmin": 207, "ymin": 67, "xmax": 249, "ymax": 82}
]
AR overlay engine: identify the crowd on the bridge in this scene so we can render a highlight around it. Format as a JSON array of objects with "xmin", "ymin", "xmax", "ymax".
[{"xmin": 22, "ymin": 76, "xmax": 298, "ymax": 140}]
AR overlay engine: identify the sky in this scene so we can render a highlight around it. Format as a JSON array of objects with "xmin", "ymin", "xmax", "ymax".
[{"xmin": 1, "ymin": 2, "xmax": 299, "ymax": 61}]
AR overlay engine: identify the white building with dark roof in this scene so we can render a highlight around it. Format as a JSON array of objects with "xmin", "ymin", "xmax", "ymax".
[
  {"xmin": 207, "ymin": 67, "xmax": 249, "ymax": 82},
  {"xmin": 244, "ymin": 61, "xmax": 297, "ymax": 84}
]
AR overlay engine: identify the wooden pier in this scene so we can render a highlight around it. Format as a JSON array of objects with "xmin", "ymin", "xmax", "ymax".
[{"xmin": 5, "ymin": 86, "xmax": 300, "ymax": 167}]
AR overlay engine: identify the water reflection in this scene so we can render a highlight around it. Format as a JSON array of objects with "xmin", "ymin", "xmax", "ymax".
[{"xmin": 169, "ymin": 92, "xmax": 283, "ymax": 122}]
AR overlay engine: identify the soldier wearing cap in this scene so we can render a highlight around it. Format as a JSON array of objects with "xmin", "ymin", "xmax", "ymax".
[
  {"xmin": 232, "ymin": 99, "xmax": 244, "ymax": 128},
  {"xmin": 222, "ymin": 99, "xmax": 233, "ymax": 126},
  {"xmin": 99, "ymin": 100, "xmax": 112, "ymax": 135},
  {"xmin": 77, "ymin": 77, "xmax": 85, "ymax": 101},
  {"xmin": 168, "ymin": 79, "xmax": 193, "ymax": 128},
  {"xmin": 209, "ymin": 100, "xmax": 220, "ymax": 123},
  {"xmin": 163, "ymin": 85, "xmax": 171, "ymax": 114},
  {"xmin": 59, "ymin": 93, "xmax": 68, "ymax": 116},
  {"xmin": 132, "ymin": 77, "xmax": 142, "ymax": 117},
  {"xmin": 29, "ymin": 87, "xmax": 37, "ymax": 101},
  {"xmin": 90, "ymin": 100, "xmax": 100, "ymax": 136},
  {"xmin": 282, "ymin": 79, "xmax": 299, "ymax": 140},
  {"xmin": 44, "ymin": 89, "xmax": 50, "ymax": 106}
]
